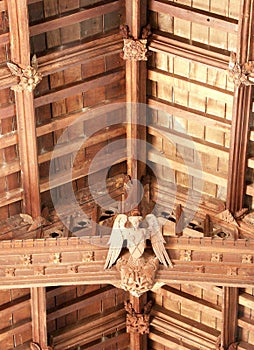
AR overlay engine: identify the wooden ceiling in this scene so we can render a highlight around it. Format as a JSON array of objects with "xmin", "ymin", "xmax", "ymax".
[{"xmin": 0, "ymin": 0, "xmax": 254, "ymax": 349}]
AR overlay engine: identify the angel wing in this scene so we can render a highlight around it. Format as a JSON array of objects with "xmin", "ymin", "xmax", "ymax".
[
  {"xmin": 145, "ymin": 214, "xmax": 173, "ymax": 268},
  {"xmin": 7, "ymin": 62, "xmax": 23, "ymax": 76},
  {"xmin": 104, "ymin": 214, "xmax": 128, "ymax": 269}
]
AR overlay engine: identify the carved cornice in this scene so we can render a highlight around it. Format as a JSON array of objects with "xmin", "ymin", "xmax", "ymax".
[
  {"xmin": 7, "ymin": 55, "xmax": 42, "ymax": 92},
  {"xmin": 125, "ymin": 300, "xmax": 153, "ymax": 334},
  {"xmin": 0, "ymin": 236, "xmax": 254, "ymax": 288},
  {"xmin": 228, "ymin": 52, "xmax": 254, "ymax": 86}
]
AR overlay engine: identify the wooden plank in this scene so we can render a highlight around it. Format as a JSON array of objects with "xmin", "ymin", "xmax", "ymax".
[
  {"xmin": 151, "ymin": 304, "xmax": 219, "ymax": 349},
  {"xmin": 38, "ymin": 126, "xmax": 125, "ymax": 164},
  {"xmin": 52, "ymin": 306, "xmax": 126, "ymax": 349},
  {"xmin": 149, "ymin": 0, "xmax": 238, "ymax": 33},
  {"xmin": 30, "ymin": 0, "xmax": 124, "ymax": 37},
  {"xmin": 0, "ymin": 159, "xmax": 20, "ymax": 177},
  {"xmin": 7, "ymin": 0, "xmax": 41, "ymax": 219},
  {"xmin": 30, "ymin": 287, "xmax": 47, "ymax": 349},
  {"xmin": 36, "ymin": 98, "xmax": 125, "ymax": 138},
  {"xmin": 0, "ymin": 132, "xmax": 18, "ymax": 150},
  {"xmin": 157, "ymin": 285, "xmax": 221, "ymax": 318},
  {"xmin": 0, "ymin": 33, "xmax": 123, "ymax": 90},
  {"xmin": 148, "ymin": 68, "xmax": 234, "ymax": 105},
  {"xmin": 0, "ymin": 188, "xmax": 23, "ymax": 208},
  {"xmin": 34, "ymin": 69, "xmax": 124, "ymax": 108},
  {"xmin": 148, "ymin": 125, "xmax": 229, "ymax": 160},
  {"xmin": 148, "ymin": 148, "xmax": 228, "ymax": 186},
  {"xmin": 38, "ymin": 31, "xmax": 123, "ymax": 77},
  {"xmin": 40, "ymin": 146, "xmax": 126, "ymax": 192},
  {"xmin": 148, "ymin": 97, "xmax": 231, "ymax": 132}
]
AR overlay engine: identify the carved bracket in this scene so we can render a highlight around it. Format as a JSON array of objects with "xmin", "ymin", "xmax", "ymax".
[
  {"xmin": 7, "ymin": 55, "xmax": 42, "ymax": 92},
  {"xmin": 228, "ymin": 52, "xmax": 254, "ymax": 86},
  {"xmin": 124, "ymin": 300, "xmax": 153, "ymax": 334},
  {"xmin": 120, "ymin": 24, "xmax": 151, "ymax": 61}
]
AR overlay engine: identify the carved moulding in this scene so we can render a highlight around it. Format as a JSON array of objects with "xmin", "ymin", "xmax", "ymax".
[
  {"xmin": 7, "ymin": 55, "xmax": 42, "ymax": 92},
  {"xmin": 124, "ymin": 300, "xmax": 153, "ymax": 335},
  {"xmin": 228, "ymin": 52, "xmax": 254, "ymax": 86},
  {"xmin": 116, "ymin": 253, "xmax": 159, "ymax": 297}
]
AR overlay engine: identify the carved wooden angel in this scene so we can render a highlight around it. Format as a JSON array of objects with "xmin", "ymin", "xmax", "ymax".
[{"xmin": 104, "ymin": 213, "xmax": 173, "ymax": 269}]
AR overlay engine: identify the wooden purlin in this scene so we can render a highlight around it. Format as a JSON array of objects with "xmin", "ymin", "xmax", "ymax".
[
  {"xmin": 0, "ymin": 236, "xmax": 254, "ymax": 289},
  {"xmin": 7, "ymin": 0, "xmax": 40, "ymax": 219},
  {"xmin": 126, "ymin": 0, "xmax": 147, "ymax": 187},
  {"xmin": 149, "ymin": 32, "xmax": 230, "ymax": 70}
]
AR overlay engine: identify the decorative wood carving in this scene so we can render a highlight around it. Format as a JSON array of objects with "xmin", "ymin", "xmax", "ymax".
[
  {"xmin": 211, "ymin": 253, "xmax": 223, "ymax": 263},
  {"xmin": 124, "ymin": 300, "xmax": 153, "ymax": 334},
  {"xmin": 82, "ymin": 251, "xmax": 94, "ymax": 262},
  {"xmin": 116, "ymin": 255, "xmax": 159, "ymax": 297},
  {"xmin": 227, "ymin": 267, "xmax": 238, "ymax": 276},
  {"xmin": 242, "ymin": 254, "xmax": 253, "ymax": 263},
  {"xmin": 7, "ymin": 55, "xmax": 42, "ymax": 92},
  {"xmin": 180, "ymin": 250, "xmax": 192, "ymax": 261},
  {"xmin": 104, "ymin": 213, "xmax": 173, "ymax": 270},
  {"xmin": 50, "ymin": 253, "xmax": 62, "ymax": 264},
  {"xmin": 120, "ymin": 24, "xmax": 151, "ymax": 61},
  {"xmin": 34, "ymin": 267, "xmax": 45, "ymax": 276},
  {"xmin": 22, "ymin": 254, "xmax": 32, "ymax": 265},
  {"xmin": 228, "ymin": 52, "xmax": 254, "ymax": 86},
  {"xmin": 67, "ymin": 265, "xmax": 79, "ymax": 274}
]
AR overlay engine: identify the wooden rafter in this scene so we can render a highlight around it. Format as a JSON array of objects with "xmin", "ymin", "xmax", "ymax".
[
  {"xmin": 125, "ymin": 0, "xmax": 147, "ymax": 192},
  {"xmin": 227, "ymin": 0, "xmax": 253, "ymax": 214},
  {"xmin": 7, "ymin": 0, "xmax": 40, "ymax": 219}
]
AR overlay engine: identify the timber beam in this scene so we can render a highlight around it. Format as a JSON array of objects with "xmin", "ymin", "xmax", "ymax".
[{"xmin": 0, "ymin": 236, "xmax": 254, "ymax": 288}]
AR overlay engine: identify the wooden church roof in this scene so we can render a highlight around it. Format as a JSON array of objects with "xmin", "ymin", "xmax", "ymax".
[{"xmin": 0, "ymin": 0, "xmax": 254, "ymax": 349}]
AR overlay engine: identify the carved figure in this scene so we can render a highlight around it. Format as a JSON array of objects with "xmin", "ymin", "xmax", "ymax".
[{"xmin": 104, "ymin": 213, "xmax": 173, "ymax": 269}]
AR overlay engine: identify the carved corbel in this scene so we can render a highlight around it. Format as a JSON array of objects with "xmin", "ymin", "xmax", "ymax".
[
  {"xmin": 7, "ymin": 55, "xmax": 42, "ymax": 92},
  {"xmin": 124, "ymin": 300, "xmax": 153, "ymax": 334},
  {"xmin": 228, "ymin": 52, "xmax": 254, "ymax": 86},
  {"xmin": 120, "ymin": 24, "xmax": 151, "ymax": 61}
]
